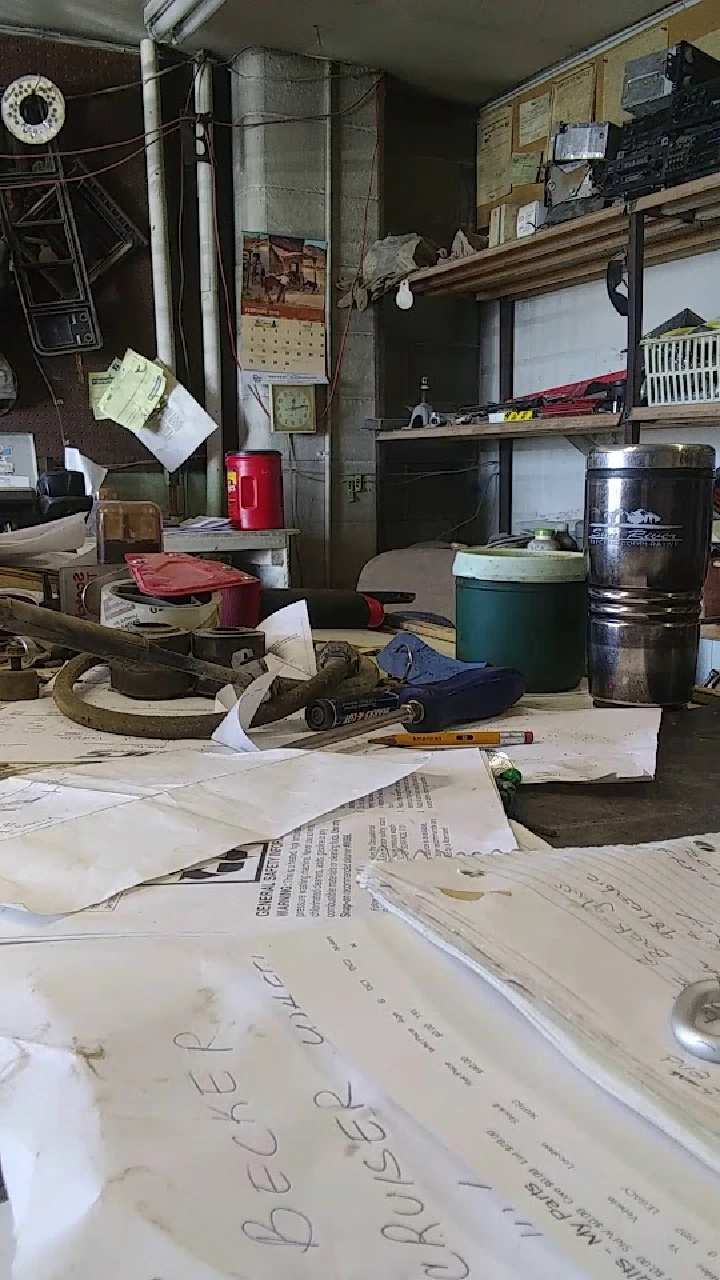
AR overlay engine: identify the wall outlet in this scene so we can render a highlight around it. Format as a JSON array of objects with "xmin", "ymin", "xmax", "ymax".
[{"xmin": 346, "ymin": 474, "xmax": 365, "ymax": 502}]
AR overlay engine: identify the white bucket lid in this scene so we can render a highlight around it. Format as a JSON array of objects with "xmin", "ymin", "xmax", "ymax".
[{"xmin": 453, "ymin": 546, "xmax": 587, "ymax": 584}]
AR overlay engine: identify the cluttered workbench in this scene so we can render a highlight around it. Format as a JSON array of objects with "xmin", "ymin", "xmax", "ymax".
[{"xmin": 0, "ymin": 446, "xmax": 717, "ymax": 1277}]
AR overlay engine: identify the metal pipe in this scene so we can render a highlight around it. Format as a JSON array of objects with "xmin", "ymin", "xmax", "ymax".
[
  {"xmin": 323, "ymin": 61, "xmax": 336, "ymax": 586},
  {"xmin": 141, "ymin": 37, "xmax": 175, "ymax": 371},
  {"xmin": 194, "ymin": 55, "xmax": 224, "ymax": 515},
  {"xmin": 144, "ymin": 0, "xmax": 228, "ymax": 44}
]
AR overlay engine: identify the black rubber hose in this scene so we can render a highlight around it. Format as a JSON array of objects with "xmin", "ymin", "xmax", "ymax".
[
  {"xmin": 53, "ymin": 654, "xmax": 225, "ymax": 739},
  {"xmin": 52, "ymin": 652, "xmax": 379, "ymax": 739}
]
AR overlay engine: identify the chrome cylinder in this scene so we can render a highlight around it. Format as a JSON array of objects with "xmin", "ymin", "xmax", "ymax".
[{"xmin": 586, "ymin": 443, "xmax": 715, "ymax": 706}]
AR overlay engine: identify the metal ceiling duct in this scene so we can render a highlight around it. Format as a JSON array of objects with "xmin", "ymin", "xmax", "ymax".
[{"xmin": 143, "ymin": 0, "xmax": 228, "ymax": 45}]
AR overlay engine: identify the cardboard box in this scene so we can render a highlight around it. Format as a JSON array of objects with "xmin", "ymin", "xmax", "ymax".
[
  {"xmin": 489, "ymin": 204, "xmax": 518, "ymax": 248},
  {"xmin": 478, "ymin": 183, "xmax": 546, "ymax": 231},
  {"xmin": 516, "ymin": 199, "xmax": 548, "ymax": 238},
  {"xmin": 58, "ymin": 565, "xmax": 103, "ymax": 620}
]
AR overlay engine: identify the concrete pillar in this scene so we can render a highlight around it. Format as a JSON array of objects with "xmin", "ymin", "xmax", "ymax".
[{"xmin": 231, "ymin": 50, "xmax": 380, "ymax": 586}]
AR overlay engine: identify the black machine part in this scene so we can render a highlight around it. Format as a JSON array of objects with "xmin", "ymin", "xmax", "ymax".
[
  {"xmin": 37, "ymin": 468, "xmax": 92, "ymax": 522},
  {"xmin": 606, "ymin": 253, "xmax": 629, "ymax": 318},
  {"xmin": 192, "ymin": 628, "xmax": 266, "ymax": 697},
  {"xmin": 0, "ymin": 639, "xmax": 39, "ymax": 700},
  {"xmin": 622, "ymin": 41, "xmax": 720, "ymax": 117},
  {"xmin": 109, "ymin": 624, "xmax": 195, "ymax": 701},
  {"xmin": 552, "ymin": 121, "xmax": 620, "ymax": 163},
  {"xmin": 0, "ymin": 141, "xmax": 102, "ymax": 356},
  {"xmin": 546, "ymin": 161, "xmax": 600, "ymax": 209}
]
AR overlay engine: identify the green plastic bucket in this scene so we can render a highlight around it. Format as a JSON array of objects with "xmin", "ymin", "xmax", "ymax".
[{"xmin": 453, "ymin": 547, "xmax": 587, "ymax": 693}]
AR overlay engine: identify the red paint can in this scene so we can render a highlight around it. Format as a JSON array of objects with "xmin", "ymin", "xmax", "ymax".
[{"xmin": 226, "ymin": 451, "xmax": 284, "ymax": 531}]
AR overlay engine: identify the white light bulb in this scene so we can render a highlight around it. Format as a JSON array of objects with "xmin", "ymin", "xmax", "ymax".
[{"xmin": 396, "ymin": 279, "xmax": 414, "ymax": 310}]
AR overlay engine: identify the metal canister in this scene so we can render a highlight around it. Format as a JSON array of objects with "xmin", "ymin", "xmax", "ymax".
[{"xmin": 586, "ymin": 443, "xmax": 715, "ymax": 706}]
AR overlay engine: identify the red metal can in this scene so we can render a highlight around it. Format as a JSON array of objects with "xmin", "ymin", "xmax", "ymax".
[{"xmin": 226, "ymin": 450, "xmax": 284, "ymax": 531}]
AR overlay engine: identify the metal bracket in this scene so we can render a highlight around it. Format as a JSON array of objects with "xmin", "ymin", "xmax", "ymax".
[{"xmin": 567, "ymin": 431, "xmax": 623, "ymax": 455}]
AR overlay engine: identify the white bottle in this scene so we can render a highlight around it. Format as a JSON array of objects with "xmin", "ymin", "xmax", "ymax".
[{"xmin": 527, "ymin": 528, "xmax": 561, "ymax": 553}]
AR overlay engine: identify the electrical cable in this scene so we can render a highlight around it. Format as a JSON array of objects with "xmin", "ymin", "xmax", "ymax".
[
  {"xmin": 224, "ymin": 61, "xmax": 378, "ymax": 85},
  {"xmin": 319, "ymin": 134, "xmax": 378, "ymax": 425},
  {"xmin": 30, "ymin": 349, "xmax": 67, "ymax": 450},
  {"xmin": 215, "ymin": 77, "xmax": 381, "ymax": 132},
  {"xmin": 437, "ymin": 471, "xmax": 500, "ymax": 541},
  {"xmin": 0, "ymin": 121, "xmax": 183, "ymax": 191},
  {"xmin": 0, "ymin": 72, "xmax": 378, "ymax": 166},
  {"xmin": 66, "ymin": 61, "xmax": 190, "ymax": 100},
  {"xmin": 0, "ymin": 116, "xmax": 182, "ymax": 162}
]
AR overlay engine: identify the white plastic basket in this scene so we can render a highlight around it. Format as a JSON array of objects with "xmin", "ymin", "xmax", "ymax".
[{"xmin": 643, "ymin": 332, "xmax": 720, "ymax": 406}]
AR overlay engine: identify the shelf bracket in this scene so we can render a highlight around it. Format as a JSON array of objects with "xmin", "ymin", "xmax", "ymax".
[{"xmin": 568, "ymin": 431, "xmax": 623, "ymax": 455}]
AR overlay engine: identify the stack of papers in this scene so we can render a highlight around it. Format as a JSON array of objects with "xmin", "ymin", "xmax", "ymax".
[
  {"xmin": 359, "ymin": 831, "xmax": 720, "ymax": 1173},
  {"xmin": 261, "ymin": 915, "xmax": 720, "ymax": 1279},
  {"xmin": 0, "ymin": 746, "xmax": 430, "ymax": 915},
  {"xmin": 0, "ymin": 746, "xmax": 514, "ymax": 941}
]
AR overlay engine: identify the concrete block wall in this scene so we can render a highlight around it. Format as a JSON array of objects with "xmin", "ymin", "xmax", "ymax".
[{"xmin": 231, "ymin": 51, "xmax": 380, "ymax": 587}]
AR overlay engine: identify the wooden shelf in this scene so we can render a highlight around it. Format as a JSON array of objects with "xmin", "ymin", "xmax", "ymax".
[
  {"xmin": 376, "ymin": 403, "xmax": 720, "ymax": 444},
  {"xmin": 408, "ymin": 172, "xmax": 720, "ymax": 302},
  {"xmin": 629, "ymin": 403, "xmax": 720, "ymax": 425}
]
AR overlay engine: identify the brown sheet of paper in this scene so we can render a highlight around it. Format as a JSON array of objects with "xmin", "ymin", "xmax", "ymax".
[
  {"xmin": 477, "ymin": 103, "xmax": 513, "ymax": 207},
  {"xmin": 518, "ymin": 92, "xmax": 550, "ymax": 147},
  {"xmin": 550, "ymin": 64, "xmax": 596, "ymax": 136}
]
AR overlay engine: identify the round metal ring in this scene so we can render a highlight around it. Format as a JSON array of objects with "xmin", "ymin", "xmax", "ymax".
[
  {"xmin": 2, "ymin": 76, "xmax": 65, "ymax": 145},
  {"xmin": 671, "ymin": 980, "xmax": 720, "ymax": 1063}
]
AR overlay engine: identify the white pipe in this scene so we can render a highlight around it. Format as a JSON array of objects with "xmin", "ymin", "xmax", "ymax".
[
  {"xmin": 195, "ymin": 56, "xmax": 224, "ymax": 515},
  {"xmin": 144, "ymin": 0, "xmax": 228, "ymax": 45},
  {"xmin": 323, "ymin": 61, "xmax": 334, "ymax": 587},
  {"xmin": 140, "ymin": 38, "xmax": 175, "ymax": 371}
]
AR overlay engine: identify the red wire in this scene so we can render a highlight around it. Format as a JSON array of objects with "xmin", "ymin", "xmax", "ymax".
[{"xmin": 319, "ymin": 136, "xmax": 378, "ymax": 423}]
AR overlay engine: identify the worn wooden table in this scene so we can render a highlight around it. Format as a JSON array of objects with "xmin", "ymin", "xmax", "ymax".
[{"xmin": 515, "ymin": 705, "xmax": 720, "ymax": 848}]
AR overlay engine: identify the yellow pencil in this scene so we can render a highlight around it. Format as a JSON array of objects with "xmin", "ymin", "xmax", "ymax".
[{"xmin": 374, "ymin": 730, "xmax": 534, "ymax": 748}]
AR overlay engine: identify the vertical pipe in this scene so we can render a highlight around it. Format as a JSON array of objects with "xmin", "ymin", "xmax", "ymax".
[
  {"xmin": 140, "ymin": 38, "xmax": 175, "ymax": 371},
  {"xmin": 323, "ymin": 62, "xmax": 336, "ymax": 586},
  {"xmin": 498, "ymin": 296, "xmax": 515, "ymax": 534},
  {"xmin": 195, "ymin": 55, "xmax": 224, "ymax": 514},
  {"xmin": 625, "ymin": 209, "xmax": 645, "ymax": 446}
]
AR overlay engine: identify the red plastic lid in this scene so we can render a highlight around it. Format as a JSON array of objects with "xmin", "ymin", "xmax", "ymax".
[
  {"xmin": 126, "ymin": 552, "xmax": 259, "ymax": 598},
  {"xmin": 362, "ymin": 594, "xmax": 385, "ymax": 628}
]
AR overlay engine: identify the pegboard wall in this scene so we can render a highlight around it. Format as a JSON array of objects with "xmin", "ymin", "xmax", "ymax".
[{"xmin": 0, "ymin": 35, "xmax": 194, "ymax": 467}]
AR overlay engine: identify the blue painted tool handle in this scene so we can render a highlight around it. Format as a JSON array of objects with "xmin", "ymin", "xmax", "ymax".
[{"xmin": 398, "ymin": 667, "xmax": 525, "ymax": 732}]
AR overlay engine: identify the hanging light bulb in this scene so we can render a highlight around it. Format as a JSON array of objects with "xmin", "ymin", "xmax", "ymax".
[{"xmin": 395, "ymin": 279, "xmax": 414, "ymax": 310}]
